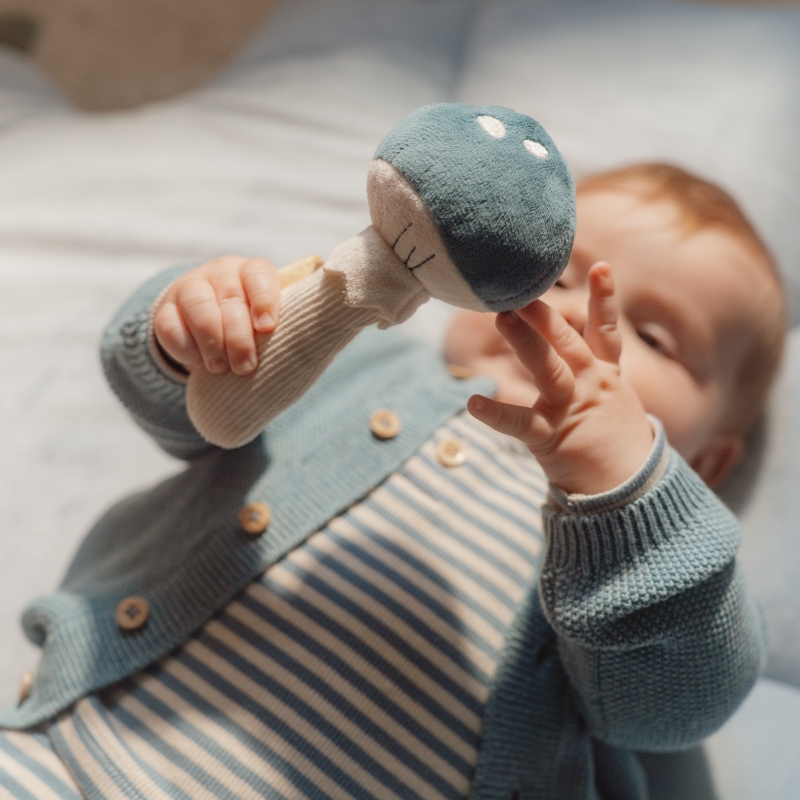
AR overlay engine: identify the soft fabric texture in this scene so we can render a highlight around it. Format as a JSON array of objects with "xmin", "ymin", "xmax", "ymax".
[
  {"xmin": 1, "ymin": 265, "xmax": 765, "ymax": 800},
  {"xmin": 186, "ymin": 265, "xmax": 380, "ymax": 449},
  {"xmin": 455, "ymin": 0, "xmax": 800, "ymax": 694},
  {"xmin": 186, "ymin": 225, "xmax": 431, "ymax": 448},
  {"xmin": 2, "ymin": 1, "xmax": 800, "ymax": 796},
  {"xmin": 18, "ymin": 410, "xmax": 548, "ymax": 800},
  {"xmin": 3, "ymin": 0, "xmax": 800, "ymax": 705},
  {"xmin": 367, "ymin": 159, "xmax": 485, "ymax": 312},
  {"xmin": 461, "ymin": 0, "xmax": 800, "ymax": 321},
  {"xmin": 0, "ymin": 0, "xmax": 478, "ymax": 703},
  {"xmin": 374, "ymin": 103, "xmax": 575, "ymax": 312},
  {"xmin": 0, "ymin": 264, "xmax": 491, "ymax": 729},
  {"xmin": 324, "ymin": 226, "xmax": 430, "ymax": 326}
]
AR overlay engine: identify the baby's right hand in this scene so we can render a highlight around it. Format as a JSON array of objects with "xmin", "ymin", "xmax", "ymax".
[{"xmin": 153, "ymin": 256, "xmax": 281, "ymax": 376}]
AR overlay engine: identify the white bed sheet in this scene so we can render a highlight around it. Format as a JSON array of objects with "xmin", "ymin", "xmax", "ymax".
[{"xmin": 1, "ymin": 1, "xmax": 799, "ymax": 796}]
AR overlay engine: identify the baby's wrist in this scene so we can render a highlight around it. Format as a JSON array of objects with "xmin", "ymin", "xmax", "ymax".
[
  {"xmin": 548, "ymin": 417, "xmax": 667, "ymax": 515},
  {"xmin": 541, "ymin": 413, "xmax": 654, "ymax": 496}
]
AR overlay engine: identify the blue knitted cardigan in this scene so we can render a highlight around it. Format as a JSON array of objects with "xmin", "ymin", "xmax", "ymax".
[{"xmin": 0, "ymin": 266, "xmax": 765, "ymax": 800}]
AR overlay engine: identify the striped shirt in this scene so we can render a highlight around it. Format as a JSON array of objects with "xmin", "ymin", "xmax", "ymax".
[{"xmin": 2, "ymin": 412, "xmax": 547, "ymax": 800}]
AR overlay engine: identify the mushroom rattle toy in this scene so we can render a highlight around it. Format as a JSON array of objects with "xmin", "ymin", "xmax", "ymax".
[{"xmin": 187, "ymin": 103, "xmax": 576, "ymax": 448}]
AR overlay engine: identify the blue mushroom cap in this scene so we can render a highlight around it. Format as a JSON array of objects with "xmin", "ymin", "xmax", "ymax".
[{"xmin": 374, "ymin": 103, "xmax": 576, "ymax": 312}]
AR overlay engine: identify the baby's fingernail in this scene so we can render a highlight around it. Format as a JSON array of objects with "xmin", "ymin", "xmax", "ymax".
[
  {"xmin": 257, "ymin": 312, "xmax": 274, "ymax": 329},
  {"xmin": 503, "ymin": 311, "xmax": 519, "ymax": 326},
  {"xmin": 472, "ymin": 396, "xmax": 486, "ymax": 412},
  {"xmin": 240, "ymin": 358, "xmax": 255, "ymax": 373},
  {"xmin": 209, "ymin": 358, "xmax": 228, "ymax": 373}
]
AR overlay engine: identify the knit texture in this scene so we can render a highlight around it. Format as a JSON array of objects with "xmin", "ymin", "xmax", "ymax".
[
  {"xmin": 1, "ymin": 264, "xmax": 766, "ymax": 800},
  {"xmin": 0, "ymin": 266, "xmax": 490, "ymax": 731},
  {"xmin": 539, "ymin": 453, "xmax": 765, "ymax": 750},
  {"xmin": 187, "ymin": 228, "xmax": 434, "ymax": 449},
  {"xmin": 324, "ymin": 226, "xmax": 431, "ymax": 326},
  {"xmin": 38, "ymin": 412, "xmax": 547, "ymax": 800}
]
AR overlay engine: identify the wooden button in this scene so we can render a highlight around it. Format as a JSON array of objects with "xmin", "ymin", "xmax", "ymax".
[
  {"xmin": 370, "ymin": 409, "xmax": 402, "ymax": 440},
  {"xmin": 239, "ymin": 502, "xmax": 272, "ymax": 535},
  {"xmin": 436, "ymin": 437, "xmax": 467, "ymax": 467},
  {"xmin": 18, "ymin": 671, "xmax": 33, "ymax": 705},
  {"xmin": 116, "ymin": 596, "xmax": 149, "ymax": 631},
  {"xmin": 447, "ymin": 364, "xmax": 475, "ymax": 379}
]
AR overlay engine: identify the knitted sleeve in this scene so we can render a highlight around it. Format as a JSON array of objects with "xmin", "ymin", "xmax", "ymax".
[
  {"xmin": 100, "ymin": 264, "xmax": 214, "ymax": 460},
  {"xmin": 540, "ymin": 423, "xmax": 766, "ymax": 751}
]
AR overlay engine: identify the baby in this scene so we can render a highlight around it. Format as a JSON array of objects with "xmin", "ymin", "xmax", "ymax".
[
  {"xmin": 448, "ymin": 163, "xmax": 785, "ymax": 490},
  {"xmin": 0, "ymin": 164, "xmax": 785, "ymax": 800}
]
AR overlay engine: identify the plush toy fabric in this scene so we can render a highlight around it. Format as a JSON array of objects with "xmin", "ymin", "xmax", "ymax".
[
  {"xmin": 373, "ymin": 103, "xmax": 575, "ymax": 311},
  {"xmin": 186, "ymin": 103, "xmax": 576, "ymax": 449}
]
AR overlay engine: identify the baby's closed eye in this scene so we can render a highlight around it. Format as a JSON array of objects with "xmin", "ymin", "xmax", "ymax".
[{"xmin": 635, "ymin": 323, "xmax": 676, "ymax": 358}]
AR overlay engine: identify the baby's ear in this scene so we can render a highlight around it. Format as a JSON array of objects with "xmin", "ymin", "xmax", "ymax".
[{"xmin": 691, "ymin": 433, "xmax": 744, "ymax": 489}]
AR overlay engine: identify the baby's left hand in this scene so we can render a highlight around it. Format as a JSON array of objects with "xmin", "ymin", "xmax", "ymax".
[{"xmin": 468, "ymin": 263, "xmax": 654, "ymax": 495}]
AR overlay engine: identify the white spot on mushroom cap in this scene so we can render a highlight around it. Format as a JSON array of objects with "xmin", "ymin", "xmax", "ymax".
[
  {"xmin": 477, "ymin": 115, "xmax": 506, "ymax": 139},
  {"xmin": 524, "ymin": 140, "xmax": 548, "ymax": 158}
]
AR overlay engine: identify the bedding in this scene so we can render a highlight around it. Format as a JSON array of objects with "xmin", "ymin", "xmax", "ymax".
[{"xmin": 1, "ymin": 1, "xmax": 799, "ymax": 797}]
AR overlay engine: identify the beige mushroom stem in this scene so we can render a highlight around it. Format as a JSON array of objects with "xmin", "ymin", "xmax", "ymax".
[{"xmin": 186, "ymin": 226, "xmax": 430, "ymax": 449}]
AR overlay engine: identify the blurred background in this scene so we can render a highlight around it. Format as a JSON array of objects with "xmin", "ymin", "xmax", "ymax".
[
  {"xmin": 0, "ymin": 0, "xmax": 280, "ymax": 110},
  {"xmin": 0, "ymin": 1, "xmax": 799, "ymax": 798},
  {"xmin": 0, "ymin": 0, "xmax": 797, "ymax": 111}
]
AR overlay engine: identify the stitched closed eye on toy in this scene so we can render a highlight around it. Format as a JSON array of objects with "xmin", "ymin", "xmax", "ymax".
[{"xmin": 187, "ymin": 103, "xmax": 576, "ymax": 449}]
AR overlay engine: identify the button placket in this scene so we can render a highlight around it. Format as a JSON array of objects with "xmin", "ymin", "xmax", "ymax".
[
  {"xmin": 436, "ymin": 437, "xmax": 467, "ymax": 467},
  {"xmin": 116, "ymin": 596, "xmax": 150, "ymax": 631},
  {"xmin": 370, "ymin": 409, "xmax": 402, "ymax": 440},
  {"xmin": 239, "ymin": 502, "xmax": 272, "ymax": 535}
]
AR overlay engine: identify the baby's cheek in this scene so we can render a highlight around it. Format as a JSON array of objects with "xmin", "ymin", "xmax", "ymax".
[
  {"xmin": 619, "ymin": 346, "xmax": 714, "ymax": 461},
  {"xmin": 444, "ymin": 310, "xmax": 501, "ymax": 366}
]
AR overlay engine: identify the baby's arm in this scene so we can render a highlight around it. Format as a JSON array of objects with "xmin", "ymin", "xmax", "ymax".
[
  {"xmin": 539, "ymin": 432, "xmax": 764, "ymax": 749},
  {"xmin": 101, "ymin": 257, "xmax": 281, "ymax": 459},
  {"xmin": 470, "ymin": 264, "xmax": 765, "ymax": 748}
]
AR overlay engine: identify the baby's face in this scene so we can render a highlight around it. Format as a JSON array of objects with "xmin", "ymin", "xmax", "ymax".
[{"xmin": 445, "ymin": 189, "xmax": 759, "ymax": 469}]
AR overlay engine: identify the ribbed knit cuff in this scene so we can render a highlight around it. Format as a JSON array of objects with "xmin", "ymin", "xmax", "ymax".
[
  {"xmin": 547, "ymin": 416, "xmax": 667, "ymax": 516},
  {"xmin": 541, "ymin": 446, "xmax": 739, "ymax": 583}
]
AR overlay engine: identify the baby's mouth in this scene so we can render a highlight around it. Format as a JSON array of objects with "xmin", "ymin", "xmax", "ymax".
[{"xmin": 391, "ymin": 221, "xmax": 436, "ymax": 272}]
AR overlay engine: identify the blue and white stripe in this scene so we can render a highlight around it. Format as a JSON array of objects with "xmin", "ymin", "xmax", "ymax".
[
  {"xmin": 0, "ymin": 729, "xmax": 81, "ymax": 800},
  {"xmin": 3, "ymin": 413, "xmax": 546, "ymax": 799}
]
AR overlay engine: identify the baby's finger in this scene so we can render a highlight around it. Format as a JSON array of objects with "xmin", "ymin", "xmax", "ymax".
[
  {"xmin": 496, "ymin": 309, "xmax": 576, "ymax": 407},
  {"xmin": 208, "ymin": 261, "xmax": 262, "ymax": 375},
  {"xmin": 515, "ymin": 300, "xmax": 594, "ymax": 374},
  {"xmin": 584, "ymin": 262, "xmax": 621, "ymax": 364},
  {"xmin": 175, "ymin": 277, "xmax": 228, "ymax": 374},
  {"xmin": 467, "ymin": 394, "xmax": 551, "ymax": 447},
  {"xmin": 219, "ymin": 297, "xmax": 260, "ymax": 375},
  {"xmin": 241, "ymin": 258, "xmax": 281, "ymax": 332},
  {"xmin": 153, "ymin": 301, "xmax": 202, "ymax": 369}
]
